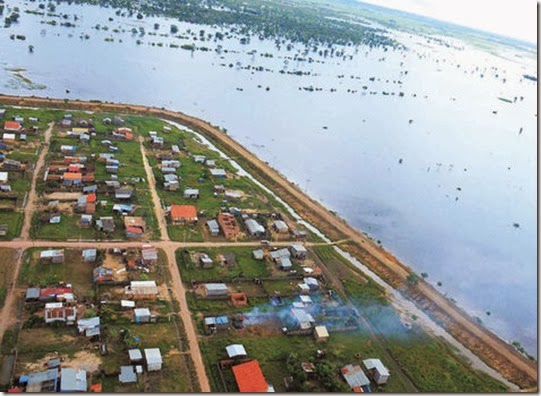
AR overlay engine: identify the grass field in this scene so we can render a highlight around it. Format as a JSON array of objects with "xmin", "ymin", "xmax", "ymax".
[{"xmin": 0, "ymin": 248, "xmax": 17, "ymax": 308}]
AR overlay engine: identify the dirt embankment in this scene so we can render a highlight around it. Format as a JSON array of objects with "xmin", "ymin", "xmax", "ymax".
[{"xmin": 0, "ymin": 94, "xmax": 536, "ymax": 389}]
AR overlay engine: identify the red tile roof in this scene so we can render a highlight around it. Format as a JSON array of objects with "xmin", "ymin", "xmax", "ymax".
[
  {"xmin": 86, "ymin": 193, "xmax": 97, "ymax": 203},
  {"xmin": 126, "ymin": 226, "xmax": 143, "ymax": 234},
  {"xmin": 4, "ymin": 121, "xmax": 21, "ymax": 130},
  {"xmin": 232, "ymin": 360, "xmax": 268, "ymax": 393},
  {"xmin": 170, "ymin": 205, "xmax": 197, "ymax": 220},
  {"xmin": 63, "ymin": 172, "xmax": 82, "ymax": 180}
]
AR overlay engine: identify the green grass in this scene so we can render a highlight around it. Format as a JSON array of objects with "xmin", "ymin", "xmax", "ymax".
[
  {"xmin": 0, "ymin": 212, "xmax": 23, "ymax": 240},
  {"xmin": 18, "ymin": 248, "xmax": 95, "ymax": 297},
  {"xmin": 176, "ymin": 247, "xmax": 272, "ymax": 283}
]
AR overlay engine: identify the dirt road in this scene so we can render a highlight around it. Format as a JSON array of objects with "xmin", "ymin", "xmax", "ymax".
[
  {"xmin": 0, "ymin": 95, "xmax": 536, "ymax": 389},
  {"xmin": 139, "ymin": 137, "xmax": 169, "ymax": 240},
  {"xmin": 20, "ymin": 122, "xmax": 53, "ymax": 239}
]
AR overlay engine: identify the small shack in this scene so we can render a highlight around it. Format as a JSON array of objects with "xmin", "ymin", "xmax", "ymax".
[{"xmin": 144, "ymin": 348, "xmax": 163, "ymax": 371}]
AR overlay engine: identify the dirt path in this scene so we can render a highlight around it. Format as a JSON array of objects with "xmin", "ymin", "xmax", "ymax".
[
  {"xmin": 0, "ymin": 249, "xmax": 23, "ymax": 342},
  {"xmin": 20, "ymin": 122, "xmax": 53, "ymax": 239},
  {"xmin": 139, "ymin": 137, "xmax": 169, "ymax": 240},
  {"xmin": 162, "ymin": 246, "xmax": 210, "ymax": 392},
  {"xmin": 138, "ymin": 137, "xmax": 211, "ymax": 392},
  {"xmin": 0, "ymin": 95, "xmax": 535, "ymax": 389}
]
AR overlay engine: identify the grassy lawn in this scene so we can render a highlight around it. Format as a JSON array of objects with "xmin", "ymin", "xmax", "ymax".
[
  {"xmin": 176, "ymin": 247, "xmax": 272, "ymax": 283},
  {"xmin": 18, "ymin": 248, "xmax": 95, "ymax": 297},
  {"xmin": 0, "ymin": 212, "xmax": 23, "ymax": 240},
  {"xmin": 0, "ymin": 248, "xmax": 17, "ymax": 308}
]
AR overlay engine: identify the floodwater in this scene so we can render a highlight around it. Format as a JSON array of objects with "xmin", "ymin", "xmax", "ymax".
[{"xmin": 0, "ymin": 1, "xmax": 537, "ymax": 355}]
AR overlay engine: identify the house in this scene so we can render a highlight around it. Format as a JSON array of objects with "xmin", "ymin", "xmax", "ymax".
[
  {"xmin": 210, "ymin": 168, "xmax": 227, "ymax": 178},
  {"xmin": 60, "ymin": 368, "xmax": 87, "ymax": 392},
  {"xmin": 232, "ymin": 360, "xmax": 270, "ymax": 393},
  {"xmin": 161, "ymin": 167, "xmax": 176, "ymax": 174},
  {"xmin": 63, "ymin": 172, "xmax": 83, "ymax": 186},
  {"xmin": 119, "ymin": 366, "xmax": 137, "ymax": 384},
  {"xmin": 115, "ymin": 188, "xmax": 133, "ymax": 200},
  {"xmin": 40, "ymin": 249, "xmax": 65, "ymax": 264},
  {"xmin": 162, "ymin": 160, "xmax": 181, "ymax": 169},
  {"xmin": 231, "ymin": 293, "xmax": 248, "ymax": 306},
  {"xmin": 314, "ymin": 325, "xmax": 329, "ymax": 342},
  {"xmin": 206, "ymin": 219, "xmax": 220, "ymax": 236},
  {"xmin": 77, "ymin": 317, "xmax": 100, "ymax": 337},
  {"xmin": 204, "ymin": 316, "xmax": 229, "ymax": 334},
  {"xmin": 150, "ymin": 136, "xmax": 164, "ymax": 147},
  {"xmin": 217, "ymin": 213, "xmax": 239, "ymax": 239},
  {"xmin": 2, "ymin": 133, "xmax": 15, "ymax": 142},
  {"xmin": 106, "ymin": 165, "xmax": 118, "ymax": 174},
  {"xmin": 121, "ymin": 300, "xmax": 136, "ymax": 310},
  {"xmin": 128, "ymin": 349, "xmax": 143, "ymax": 364},
  {"xmin": 252, "ymin": 249, "xmax": 264, "ymax": 260},
  {"xmin": 293, "ymin": 229, "xmax": 308, "ymax": 239},
  {"xmin": 222, "ymin": 252, "xmax": 237, "ymax": 266},
  {"xmin": 126, "ymin": 281, "xmax": 158, "ymax": 299},
  {"xmin": 2, "ymin": 159, "xmax": 22, "ymax": 170},
  {"xmin": 83, "ymin": 185, "xmax": 98, "ymax": 194},
  {"xmin": 96, "ymin": 217, "xmax": 115, "ymax": 233},
  {"xmin": 226, "ymin": 344, "xmax": 247, "ymax": 359},
  {"xmin": 0, "ymin": 172, "xmax": 8, "ymax": 184},
  {"xmin": 4, "ymin": 121, "xmax": 22, "ymax": 133},
  {"xmin": 134, "ymin": 308, "xmax": 154, "ymax": 323},
  {"xmin": 193, "ymin": 155, "xmax": 206, "ymax": 163},
  {"xmin": 225, "ymin": 191, "xmax": 242, "ymax": 200},
  {"xmin": 269, "ymin": 248, "xmax": 290, "ymax": 263},
  {"xmin": 290, "ymin": 308, "xmax": 315, "ymax": 330},
  {"xmin": 44, "ymin": 303, "xmax": 76, "ymax": 324},
  {"xmin": 144, "ymin": 348, "xmax": 162, "ymax": 371},
  {"xmin": 25, "ymin": 287, "xmax": 40, "ymax": 302},
  {"xmin": 214, "ymin": 184, "xmax": 225, "ymax": 193},
  {"xmin": 141, "ymin": 246, "xmax": 158, "ymax": 266},
  {"xmin": 170, "ymin": 205, "xmax": 198, "ymax": 224},
  {"xmin": 82, "ymin": 249, "xmax": 97, "ymax": 262},
  {"xmin": 171, "ymin": 145, "xmax": 180, "ymax": 154},
  {"xmin": 204, "ymin": 283, "xmax": 228, "ymax": 297},
  {"xmin": 363, "ymin": 359, "xmax": 390, "ymax": 385},
  {"xmin": 0, "ymin": 109, "xmax": 4, "ymax": 119},
  {"xmin": 112, "ymin": 204, "xmax": 134, "ymax": 215},
  {"xmin": 303, "ymin": 277, "xmax": 319, "ymax": 291},
  {"xmin": 93, "ymin": 266, "xmax": 113, "ymax": 283},
  {"xmin": 124, "ymin": 217, "xmax": 145, "ymax": 238},
  {"xmin": 183, "ymin": 188, "xmax": 200, "ymax": 199},
  {"xmin": 341, "ymin": 364, "xmax": 371, "ymax": 392},
  {"xmin": 273, "ymin": 220, "xmax": 289, "ymax": 234},
  {"xmin": 164, "ymin": 174, "xmax": 179, "ymax": 191},
  {"xmin": 199, "ymin": 254, "xmax": 213, "ymax": 269},
  {"xmin": 244, "ymin": 218, "xmax": 265, "ymax": 237},
  {"xmin": 80, "ymin": 214, "xmax": 93, "ymax": 227},
  {"xmin": 205, "ymin": 159, "xmax": 216, "ymax": 167},
  {"xmin": 24, "ymin": 368, "xmax": 60, "ymax": 392},
  {"xmin": 61, "ymin": 145, "xmax": 77, "ymax": 153},
  {"xmin": 289, "ymin": 244, "xmax": 308, "ymax": 260}
]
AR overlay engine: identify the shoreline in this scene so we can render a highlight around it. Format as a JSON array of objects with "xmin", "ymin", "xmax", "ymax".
[{"xmin": 0, "ymin": 94, "xmax": 536, "ymax": 389}]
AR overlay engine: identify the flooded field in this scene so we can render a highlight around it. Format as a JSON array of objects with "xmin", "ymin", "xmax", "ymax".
[{"xmin": 0, "ymin": 0, "xmax": 536, "ymax": 355}]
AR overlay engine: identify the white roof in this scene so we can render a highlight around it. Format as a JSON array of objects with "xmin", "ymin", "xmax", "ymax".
[
  {"xmin": 0, "ymin": 172, "xmax": 7, "ymax": 182},
  {"xmin": 121, "ymin": 300, "xmax": 135, "ymax": 308},
  {"xmin": 144, "ymin": 348, "xmax": 162, "ymax": 365},
  {"xmin": 2, "ymin": 133, "xmax": 15, "ymax": 140},
  {"xmin": 289, "ymin": 244, "xmax": 307, "ymax": 253},
  {"xmin": 298, "ymin": 283, "xmax": 310, "ymax": 291},
  {"xmin": 314, "ymin": 325, "xmax": 329, "ymax": 338},
  {"xmin": 299, "ymin": 295, "xmax": 313, "ymax": 304},
  {"xmin": 45, "ymin": 302, "xmax": 63, "ymax": 309},
  {"xmin": 363, "ymin": 358, "xmax": 389, "ymax": 376},
  {"xmin": 205, "ymin": 283, "xmax": 228, "ymax": 291},
  {"xmin": 226, "ymin": 344, "xmax": 247, "ymax": 358},
  {"xmin": 129, "ymin": 349, "xmax": 142, "ymax": 361},
  {"xmin": 135, "ymin": 308, "xmax": 151, "ymax": 316},
  {"xmin": 40, "ymin": 249, "xmax": 64, "ymax": 258}
]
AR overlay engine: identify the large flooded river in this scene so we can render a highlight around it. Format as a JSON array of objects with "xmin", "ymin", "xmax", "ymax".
[{"xmin": 0, "ymin": 1, "xmax": 536, "ymax": 355}]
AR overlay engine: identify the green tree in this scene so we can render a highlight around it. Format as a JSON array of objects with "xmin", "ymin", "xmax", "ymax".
[{"xmin": 406, "ymin": 273, "xmax": 419, "ymax": 286}]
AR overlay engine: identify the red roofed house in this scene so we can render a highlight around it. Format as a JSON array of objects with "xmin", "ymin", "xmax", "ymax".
[
  {"xmin": 4, "ymin": 121, "xmax": 22, "ymax": 133},
  {"xmin": 63, "ymin": 172, "xmax": 83, "ymax": 186},
  {"xmin": 86, "ymin": 193, "xmax": 97, "ymax": 203},
  {"xmin": 232, "ymin": 360, "xmax": 270, "ymax": 393},
  {"xmin": 170, "ymin": 205, "xmax": 198, "ymax": 224}
]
